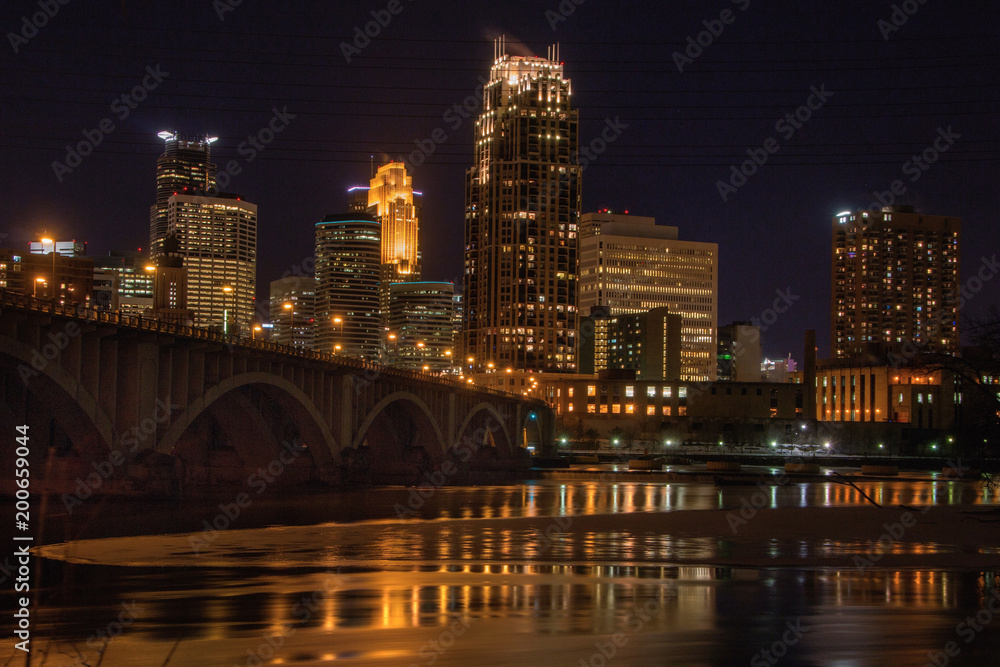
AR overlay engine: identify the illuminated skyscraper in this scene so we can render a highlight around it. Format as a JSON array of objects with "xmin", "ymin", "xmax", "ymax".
[
  {"xmin": 150, "ymin": 132, "xmax": 218, "ymax": 258},
  {"xmin": 167, "ymin": 193, "xmax": 256, "ymax": 335},
  {"xmin": 464, "ymin": 38, "xmax": 581, "ymax": 372},
  {"xmin": 831, "ymin": 206, "xmax": 960, "ymax": 359},
  {"xmin": 579, "ymin": 212, "xmax": 718, "ymax": 382},
  {"xmin": 314, "ymin": 214, "xmax": 381, "ymax": 359},
  {"xmin": 368, "ymin": 161, "xmax": 421, "ymax": 284}
]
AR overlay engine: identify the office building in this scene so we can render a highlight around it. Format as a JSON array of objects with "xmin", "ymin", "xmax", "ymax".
[
  {"xmin": 718, "ymin": 322, "xmax": 762, "ymax": 382},
  {"xmin": 14, "ymin": 239, "xmax": 93, "ymax": 304},
  {"xmin": 167, "ymin": 192, "xmax": 256, "ymax": 335},
  {"xmin": 315, "ymin": 214, "xmax": 381, "ymax": 358},
  {"xmin": 832, "ymin": 206, "xmax": 960, "ymax": 360},
  {"xmin": 463, "ymin": 39, "xmax": 581, "ymax": 373},
  {"xmin": 269, "ymin": 276, "xmax": 316, "ymax": 349},
  {"xmin": 91, "ymin": 251, "xmax": 155, "ymax": 316},
  {"xmin": 579, "ymin": 212, "xmax": 718, "ymax": 381},
  {"xmin": 367, "ymin": 162, "xmax": 422, "ymax": 310},
  {"xmin": 149, "ymin": 233, "xmax": 194, "ymax": 326},
  {"xmin": 580, "ymin": 306, "xmax": 682, "ymax": 381},
  {"xmin": 150, "ymin": 132, "xmax": 218, "ymax": 258},
  {"xmin": 387, "ymin": 281, "xmax": 455, "ymax": 372}
]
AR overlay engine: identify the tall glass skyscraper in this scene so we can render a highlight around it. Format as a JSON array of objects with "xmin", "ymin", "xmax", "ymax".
[
  {"xmin": 463, "ymin": 38, "xmax": 581, "ymax": 373},
  {"xmin": 314, "ymin": 214, "xmax": 382, "ymax": 359},
  {"xmin": 149, "ymin": 132, "xmax": 218, "ymax": 258}
]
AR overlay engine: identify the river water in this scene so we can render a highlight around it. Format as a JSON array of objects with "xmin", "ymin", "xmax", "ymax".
[{"xmin": 7, "ymin": 467, "xmax": 1000, "ymax": 666}]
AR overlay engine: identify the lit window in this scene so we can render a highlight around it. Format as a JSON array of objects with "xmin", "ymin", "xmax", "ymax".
[
  {"xmin": 646, "ymin": 406, "xmax": 655, "ymax": 415},
  {"xmin": 612, "ymin": 404, "xmax": 621, "ymax": 414},
  {"xmin": 662, "ymin": 387, "xmax": 671, "ymax": 398},
  {"xmin": 600, "ymin": 404, "xmax": 608, "ymax": 414},
  {"xmin": 625, "ymin": 386, "xmax": 634, "ymax": 398},
  {"xmin": 568, "ymin": 387, "xmax": 574, "ymax": 397},
  {"xmin": 662, "ymin": 406, "xmax": 671, "ymax": 416},
  {"xmin": 587, "ymin": 404, "xmax": 596, "ymax": 414},
  {"xmin": 587, "ymin": 385, "xmax": 596, "ymax": 397},
  {"xmin": 647, "ymin": 387, "xmax": 656, "ymax": 398}
]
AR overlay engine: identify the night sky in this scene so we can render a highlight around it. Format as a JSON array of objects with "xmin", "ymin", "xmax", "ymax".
[{"xmin": 1, "ymin": 0, "xmax": 997, "ymax": 360}]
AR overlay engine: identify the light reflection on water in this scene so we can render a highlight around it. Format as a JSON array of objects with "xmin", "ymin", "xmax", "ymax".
[
  {"xmin": 23, "ymin": 563, "xmax": 1000, "ymax": 666},
  {"xmin": 15, "ymin": 477, "xmax": 1000, "ymax": 666}
]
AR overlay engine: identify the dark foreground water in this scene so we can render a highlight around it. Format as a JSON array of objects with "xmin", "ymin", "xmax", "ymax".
[{"xmin": 5, "ymin": 471, "xmax": 1000, "ymax": 666}]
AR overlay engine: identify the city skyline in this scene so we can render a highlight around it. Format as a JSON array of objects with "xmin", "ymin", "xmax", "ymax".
[{"xmin": 0, "ymin": 1, "xmax": 997, "ymax": 361}]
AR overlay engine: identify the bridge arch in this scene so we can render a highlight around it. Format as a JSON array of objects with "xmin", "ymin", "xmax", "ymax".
[
  {"xmin": 157, "ymin": 372, "xmax": 338, "ymax": 466},
  {"xmin": 0, "ymin": 337, "xmax": 114, "ymax": 458},
  {"xmin": 351, "ymin": 391, "xmax": 446, "ymax": 455},
  {"xmin": 455, "ymin": 402, "xmax": 514, "ymax": 455}
]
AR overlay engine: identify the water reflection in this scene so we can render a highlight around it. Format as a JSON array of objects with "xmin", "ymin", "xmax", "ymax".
[{"xmin": 23, "ymin": 564, "xmax": 1000, "ymax": 666}]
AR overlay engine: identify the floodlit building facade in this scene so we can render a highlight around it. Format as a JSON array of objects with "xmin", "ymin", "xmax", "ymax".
[
  {"xmin": 579, "ymin": 212, "xmax": 718, "ymax": 382},
  {"xmin": 314, "ymin": 214, "xmax": 381, "ymax": 359},
  {"xmin": 167, "ymin": 193, "xmax": 256, "ymax": 335},
  {"xmin": 463, "ymin": 39, "xmax": 581, "ymax": 373},
  {"xmin": 832, "ymin": 206, "xmax": 960, "ymax": 360}
]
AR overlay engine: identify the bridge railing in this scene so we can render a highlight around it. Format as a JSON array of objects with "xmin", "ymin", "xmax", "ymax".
[{"xmin": 0, "ymin": 289, "xmax": 546, "ymax": 407}]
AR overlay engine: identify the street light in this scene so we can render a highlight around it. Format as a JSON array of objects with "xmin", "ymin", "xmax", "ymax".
[
  {"xmin": 41, "ymin": 238, "xmax": 56, "ymax": 301},
  {"xmin": 145, "ymin": 265, "xmax": 157, "ymax": 318},
  {"xmin": 283, "ymin": 301, "xmax": 294, "ymax": 346},
  {"xmin": 333, "ymin": 316, "xmax": 343, "ymax": 351},
  {"xmin": 221, "ymin": 285, "xmax": 234, "ymax": 334},
  {"xmin": 388, "ymin": 333, "xmax": 397, "ymax": 364},
  {"xmin": 33, "ymin": 277, "xmax": 45, "ymax": 298},
  {"xmin": 416, "ymin": 341, "xmax": 425, "ymax": 370},
  {"xmin": 253, "ymin": 325, "xmax": 262, "ymax": 340}
]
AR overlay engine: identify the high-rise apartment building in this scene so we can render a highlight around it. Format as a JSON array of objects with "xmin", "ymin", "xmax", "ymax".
[
  {"xmin": 579, "ymin": 212, "xmax": 718, "ymax": 381},
  {"xmin": 314, "ymin": 214, "xmax": 381, "ymax": 359},
  {"xmin": 269, "ymin": 276, "xmax": 316, "ymax": 349},
  {"xmin": 463, "ymin": 39, "xmax": 581, "ymax": 373},
  {"xmin": 832, "ymin": 206, "xmax": 960, "ymax": 360},
  {"xmin": 167, "ymin": 193, "xmax": 256, "ymax": 335},
  {"xmin": 387, "ymin": 281, "xmax": 456, "ymax": 372},
  {"xmin": 150, "ymin": 132, "xmax": 218, "ymax": 258}
]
